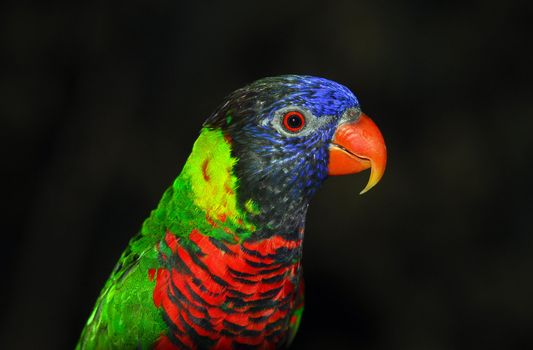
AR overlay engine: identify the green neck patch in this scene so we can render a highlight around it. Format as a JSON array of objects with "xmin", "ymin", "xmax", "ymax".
[{"xmin": 137, "ymin": 128, "xmax": 260, "ymax": 252}]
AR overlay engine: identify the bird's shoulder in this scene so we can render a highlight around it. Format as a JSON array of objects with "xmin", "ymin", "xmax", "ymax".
[{"xmin": 76, "ymin": 232, "xmax": 166, "ymax": 349}]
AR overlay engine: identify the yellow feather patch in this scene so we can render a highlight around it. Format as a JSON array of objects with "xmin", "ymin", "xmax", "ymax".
[{"xmin": 180, "ymin": 128, "xmax": 242, "ymax": 222}]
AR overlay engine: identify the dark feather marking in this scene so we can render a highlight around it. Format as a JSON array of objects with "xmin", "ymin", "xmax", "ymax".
[
  {"xmin": 161, "ymin": 309, "xmax": 183, "ymax": 336},
  {"xmin": 248, "ymin": 303, "xmax": 279, "ymax": 314},
  {"xmin": 244, "ymin": 259, "xmax": 284, "ymax": 269},
  {"xmin": 188, "ymin": 252, "xmax": 229, "ymax": 287},
  {"xmin": 232, "ymin": 276, "xmax": 257, "ymax": 285},
  {"xmin": 265, "ymin": 317, "xmax": 286, "ymax": 332},
  {"xmin": 227, "ymin": 267, "xmax": 255, "ymax": 278},
  {"xmin": 191, "ymin": 277, "xmax": 215, "ymax": 295},
  {"xmin": 168, "ymin": 277, "xmax": 187, "ymax": 301},
  {"xmin": 208, "ymin": 237, "xmax": 236, "ymax": 255},
  {"xmin": 222, "ymin": 320, "xmax": 247, "ymax": 333},
  {"xmin": 183, "ymin": 282, "xmax": 221, "ymax": 309},
  {"xmin": 166, "ymin": 287, "xmax": 215, "ymax": 333},
  {"xmin": 165, "ymin": 330, "xmax": 189, "ymax": 349},
  {"xmin": 259, "ymin": 285, "xmax": 284, "ymax": 298},
  {"xmin": 249, "ymin": 314, "xmax": 271, "ymax": 324},
  {"xmin": 227, "ymin": 296, "xmax": 279, "ymax": 310},
  {"xmin": 220, "ymin": 329, "xmax": 236, "ymax": 337},
  {"xmin": 261, "ymin": 273, "xmax": 287, "ymax": 285},
  {"xmin": 241, "ymin": 329, "xmax": 263, "ymax": 337},
  {"xmin": 177, "ymin": 312, "xmax": 216, "ymax": 349},
  {"xmin": 227, "ymin": 288, "xmax": 253, "ymax": 298}
]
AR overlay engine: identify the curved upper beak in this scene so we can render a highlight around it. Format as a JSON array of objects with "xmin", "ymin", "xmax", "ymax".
[{"xmin": 328, "ymin": 113, "xmax": 387, "ymax": 194}]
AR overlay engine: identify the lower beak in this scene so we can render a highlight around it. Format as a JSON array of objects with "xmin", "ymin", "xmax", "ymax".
[{"xmin": 328, "ymin": 113, "xmax": 387, "ymax": 194}]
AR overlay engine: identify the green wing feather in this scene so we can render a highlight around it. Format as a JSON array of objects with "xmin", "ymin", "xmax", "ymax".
[{"xmin": 76, "ymin": 234, "xmax": 165, "ymax": 349}]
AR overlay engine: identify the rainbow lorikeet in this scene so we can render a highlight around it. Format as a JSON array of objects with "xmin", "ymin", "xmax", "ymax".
[{"xmin": 77, "ymin": 75, "xmax": 387, "ymax": 349}]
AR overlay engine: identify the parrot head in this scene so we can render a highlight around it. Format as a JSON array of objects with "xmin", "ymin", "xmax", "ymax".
[{"xmin": 204, "ymin": 75, "xmax": 387, "ymax": 234}]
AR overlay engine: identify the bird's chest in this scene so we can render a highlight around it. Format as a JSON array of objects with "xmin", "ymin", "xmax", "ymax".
[{"xmin": 152, "ymin": 230, "xmax": 303, "ymax": 349}]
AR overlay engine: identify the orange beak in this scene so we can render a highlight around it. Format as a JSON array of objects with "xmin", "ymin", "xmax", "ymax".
[{"xmin": 328, "ymin": 113, "xmax": 387, "ymax": 194}]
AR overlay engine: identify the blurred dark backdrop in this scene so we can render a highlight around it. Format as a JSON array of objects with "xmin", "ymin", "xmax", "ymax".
[{"xmin": 2, "ymin": 0, "xmax": 533, "ymax": 349}]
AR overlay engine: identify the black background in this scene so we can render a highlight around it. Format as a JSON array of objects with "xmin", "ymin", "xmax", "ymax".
[{"xmin": 2, "ymin": 1, "xmax": 533, "ymax": 349}]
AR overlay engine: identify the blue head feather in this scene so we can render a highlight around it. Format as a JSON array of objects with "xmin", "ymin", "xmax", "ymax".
[
  {"xmin": 261, "ymin": 75, "xmax": 359, "ymax": 117},
  {"xmin": 205, "ymin": 75, "xmax": 360, "ymax": 236}
]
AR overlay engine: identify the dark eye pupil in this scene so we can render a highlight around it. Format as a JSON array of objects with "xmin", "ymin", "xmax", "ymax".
[{"xmin": 287, "ymin": 114, "xmax": 302, "ymax": 128}]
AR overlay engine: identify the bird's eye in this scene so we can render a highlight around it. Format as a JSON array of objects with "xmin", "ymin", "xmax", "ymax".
[{"xmin": 282, "ymin": 111, "xmax": 305, "ymax": 133}]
